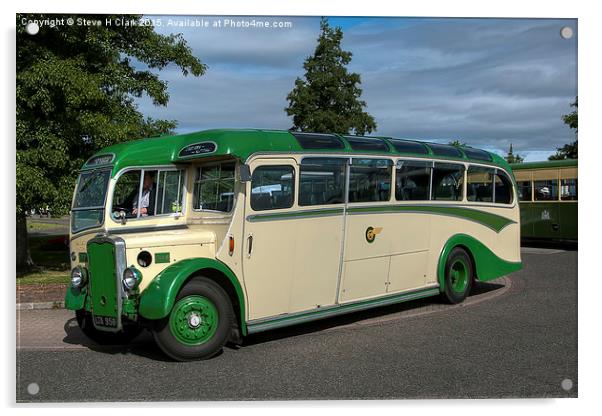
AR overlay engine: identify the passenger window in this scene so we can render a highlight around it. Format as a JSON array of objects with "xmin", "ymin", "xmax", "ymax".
[
  {"xmin": 395, "ymin": 160, "xmax": 431, "ymax": 201},
  {"xmin": 250, "ymin": 166, "xmax": 295, "ymax": 211},
  {"xmin": 349, "ymin": 159, "xmax": 392, "ymax": 203},
  {"xmin": 193, "ymin": 162, "xmax": 236, "ymax": 212},
  {"xmin": 299, "ymin": 158, "xmax": 346, "ymax": 206},
  {"xmin": 156, "ymin": 170, "xmax": 185, "ymax": 214},
  {"xmin": 534, "ymin": 180, "xmax": 559, "ymax": 201},
  {"xmin": 467, "ymin": 166, "xmax": 494, "ymax": 202},
  {"xmin": 517, "ymin": 181, "xmax": 532, "ymax": 201},
  {"xmin": 560, "ymin": 178, "xmax": 577, "ymax": 201},
  {"xmin": 432, "ymin": 163, "xmax": 465, "ymax": 201},
  {"xmin": 494, "ymin": 171, "xmax": 513, "ymax": 204}
]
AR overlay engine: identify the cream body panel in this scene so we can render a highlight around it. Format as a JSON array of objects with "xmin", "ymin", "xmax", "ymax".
[
  {"xmin": 387, "ymin": 250, "xmax": 429, "ymax": 293},
  {"xmin": 289, "ymin": 215, "xmax": 343, "ymax": 313},
  {"xmin": 341, "ymin": 210, "xmax": 431, "ymax": 302},
  {"xmin": 339, "ymin": 256, "xmax": 389, "ymax": 302}
]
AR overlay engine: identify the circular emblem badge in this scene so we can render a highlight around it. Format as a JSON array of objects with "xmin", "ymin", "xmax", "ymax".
[{"xmin": 365, "ymin": 226, "xmax": 382, "ymax": 243}]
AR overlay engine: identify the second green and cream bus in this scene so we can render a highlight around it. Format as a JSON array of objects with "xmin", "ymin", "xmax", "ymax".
[{"xmin": 66, "ymin": 129, "xmax": 522, "ymax": 361}]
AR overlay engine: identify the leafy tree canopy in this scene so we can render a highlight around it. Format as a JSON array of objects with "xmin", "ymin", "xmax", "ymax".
[
  {"xmin": 17, "ymin": 14, "xmax": 206, "ymax": 217},
  {"xmin": 549, "ymin": 97, "xmax": 578, "ymax": 160},
  {"xmin": 285, "ymin": 18, "xmax": 376, "ymax": 135}
]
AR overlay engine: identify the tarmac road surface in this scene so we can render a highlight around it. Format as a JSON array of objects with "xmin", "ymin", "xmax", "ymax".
[{"xmin": 16, "ymin": 247, "xmax": 577, "ymax": 401}]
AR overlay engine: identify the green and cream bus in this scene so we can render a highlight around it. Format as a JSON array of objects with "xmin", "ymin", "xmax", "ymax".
[
  {"xmin": 66, "ymin": 129, "xmax": 522, "ymax": 361},
  {"xmin": 510, "ymin": 159, "xmax": 577, "ymax": 242}
]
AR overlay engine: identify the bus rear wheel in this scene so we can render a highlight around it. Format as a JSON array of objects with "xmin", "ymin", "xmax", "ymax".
[
  {"xmin": 441, "ymin": 247, "xmax": 474, "ymax": 304},
  {"xmin": 152, "ymin": 276, "xmax": 234, "ymax": 361}
]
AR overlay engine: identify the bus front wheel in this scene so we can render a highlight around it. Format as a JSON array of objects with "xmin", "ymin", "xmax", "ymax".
[
  {"xmin": 441, "ymin": 247, "xmax": 474, "ymax": 304},
  {"xmin": 152, "ymin": 276, "xmax": 234, "ymax": 361}
]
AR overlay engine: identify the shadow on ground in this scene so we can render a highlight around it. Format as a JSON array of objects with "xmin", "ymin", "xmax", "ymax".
[{"xmin": 60, "ymin": 279, "xmax": 506, "ymax": 361}]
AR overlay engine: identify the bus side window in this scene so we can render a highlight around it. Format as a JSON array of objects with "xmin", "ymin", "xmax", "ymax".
[
  {"xmin": 155, "ymin": 169, "xmax": 185, "ymax": 214},
  {"xmin": 299, "ymin": 158, "xmax": 346, "ymax": 206},
  {"xmin": 560, "ymin": 178, "xmax": 577, "ymax": 201},
  {"xmin": 467, "ymin": 166, "xmax": 494, "ymax": 202},
  {"xmin": 250, "ymin": 165, "xmax": 295, "ymax": 211},
  {"xmin": 432, "ymin": 163, "xmax": 465, "ymax": 201},
  {"xmin": 395, "ymin": 160, "xmax": 431, "ymax": 201},
  {"xmin": 494, "ymin": 171, "xmax": 514, "ymax": 204},
  {"xmin": 517, "ymin": 181, "xmax": 532, "ymax": 201},
  {"xmin": 534, "ymin": 180, "xmax": 559, "ymax": 201},
  {"xmin": 349, "ymin": 159, "xmax": 392, "ymax": 203}
]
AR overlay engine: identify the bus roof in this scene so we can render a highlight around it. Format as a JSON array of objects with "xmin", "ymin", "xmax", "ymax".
[
  {"xmin": 82, "ymin": 128, "xmax": 512, "ymax": 176},
  {"xmin": 509, "ymin": 159, "xmax": 577, "ymax": 170}
]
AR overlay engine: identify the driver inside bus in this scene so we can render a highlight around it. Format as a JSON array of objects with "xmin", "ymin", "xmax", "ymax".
[{"xmin": 132, "ymin": 172, "xmax": 156, "ymax": 217}]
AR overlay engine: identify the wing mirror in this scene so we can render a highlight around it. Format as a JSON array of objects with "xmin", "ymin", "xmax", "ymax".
[{"xmin": 239, "ymin": 164, "xmax": 251, "ymax": 182}]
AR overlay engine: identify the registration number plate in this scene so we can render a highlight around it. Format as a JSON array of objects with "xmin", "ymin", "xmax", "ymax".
[{"xmin": 93, "ymin": 315, "xmax": 118, "ymax": 328}]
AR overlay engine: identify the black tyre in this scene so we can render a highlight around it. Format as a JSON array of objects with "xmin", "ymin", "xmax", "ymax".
[
  {"xmin": 152, "ymin": 276, "xmax": 234, "ymax": 361},
  {"xmin": 75, "ymin": 310, "xmax": 142, "ymax": 345},
  {"xmin": 441, "ymin": 247, "xmax": 474, "ymax": 304}
]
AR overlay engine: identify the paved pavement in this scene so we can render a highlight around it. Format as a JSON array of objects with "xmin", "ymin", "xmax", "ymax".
[{"xmin": 16, "ymin": 247, "xmax": 577, "ymax": 402}]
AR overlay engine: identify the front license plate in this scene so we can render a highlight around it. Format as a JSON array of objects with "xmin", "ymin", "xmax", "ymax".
[{"xmin": 93, "ymin": 315, "xmax": 118, "ymax": 328}]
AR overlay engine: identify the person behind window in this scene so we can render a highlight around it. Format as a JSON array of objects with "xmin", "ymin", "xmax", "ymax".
[{"xmin": 132, "ymin": 172, "xmax": 156, "ymax": 216}]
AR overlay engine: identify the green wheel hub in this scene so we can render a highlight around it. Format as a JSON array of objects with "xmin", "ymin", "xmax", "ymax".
[
  {"xmin": 169, "ymin": 295, "xmax": 219, "ymax": 346},
  {"xmin": 450, "ymin": 259, "xmax": 469, "ymax": 294}
]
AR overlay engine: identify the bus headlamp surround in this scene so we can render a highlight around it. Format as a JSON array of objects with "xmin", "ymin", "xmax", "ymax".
[
  {"xmin": 70, "ymin": 266, "xmax": 88, "ymax": 289},
  {"xmin": 123, "ymin": 267, "xmax": 142, "ymax": 291}
]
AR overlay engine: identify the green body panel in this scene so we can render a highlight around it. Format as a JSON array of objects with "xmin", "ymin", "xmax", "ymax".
[
  {"xmin": 138, "ymin": 257, "xmax": 247, "ymax": 335},
  {"xmin": 87, "ymin": 241, "xmax": 119, "ymax": 318},
  {"xmin": 80, "ymin": 129, "xmax": 514, "ymax": 178},
  {"xmin": 347, "ymin": 205, "xmax": 515, "ymax": 233},
  {"xmin": 519, "ymin": 202, "xmax": 577, "ymax": 240},
  {"xmin": 248, "ymin": 204, "xmax": 515, "ymax": 233},
  {"xmin": 437, "ymin": 234, "xmax": 522, "ymax": 289},
  {"xmin": 155, "ymin": 252, "xmax": 170, "ymax": 263},
  {"xmin": 65, "ymin": 286, "xmax": 87, "ymax": 310}
]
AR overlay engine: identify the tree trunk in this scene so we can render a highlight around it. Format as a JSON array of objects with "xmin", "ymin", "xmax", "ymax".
[{"xmin": 16, "ymin": 211, "xmax": 34, "ymax": 271}]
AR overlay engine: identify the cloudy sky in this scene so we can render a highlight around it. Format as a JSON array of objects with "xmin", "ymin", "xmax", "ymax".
[{"xmin": 136, "ymin": 16, "xmax": 577, "ymax": 162}]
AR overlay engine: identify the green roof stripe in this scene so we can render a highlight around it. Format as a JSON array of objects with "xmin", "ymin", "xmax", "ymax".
[{"xmin": 81, "ymin": 128, "xmax": 513, "ymax": 177}]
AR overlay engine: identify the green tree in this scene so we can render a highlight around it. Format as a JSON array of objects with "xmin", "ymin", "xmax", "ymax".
[
  {"xmin": 505, "ymin": 143, "xmax": 524, "ymax": 164},
  {"xmin": 448, "ymin": 140, "xmax": 466, "ymax": 147},
  {"xmin": 17, "ymin": 14, "xmax": 206, "ymax": 270},
  {"xmin": 549, "ymin": 97, "xmax": 578, "ymax": 160},
  {"xmin": 285, "ymin": 18, "xmax": 376, "ymax": 135}
]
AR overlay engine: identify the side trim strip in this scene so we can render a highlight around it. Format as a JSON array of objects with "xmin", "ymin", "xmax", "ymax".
[
  {"xmin": 246, "ymin": 207, "xmax": 344, "ymax": 222},
  {"xmin": 347, "ymin": 205, "xmax": 515, "ymax": 233},
  {"xmin": 246, "ymin": 285, "xmax": 440, "ymax": 334},
  {"xmin": 246, "ymin": 204, "xmax": 515, "ymax": 233}
]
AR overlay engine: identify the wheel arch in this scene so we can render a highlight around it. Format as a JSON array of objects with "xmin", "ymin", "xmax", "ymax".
[
  {"xmin": 138, "ymin": 258, "xmax": 247, "ymax": 335},
  {"xmin": 437, "ymin": 233, "xmax": 522, "ymax": 291}
]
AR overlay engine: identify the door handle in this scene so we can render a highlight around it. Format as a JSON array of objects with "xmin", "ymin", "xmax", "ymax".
[{"xmin": 247, "ymin": 234, "xmax": 253, "ymax": 257}]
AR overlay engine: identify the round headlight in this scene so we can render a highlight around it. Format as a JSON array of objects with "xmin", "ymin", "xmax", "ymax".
[
  {"xmin": 123, "ymin": 267, "xmax": 142, "ymax": 291},
  {"xmin": 70, "ymin": 266, "xmax": 88, "ymax": 289}
]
